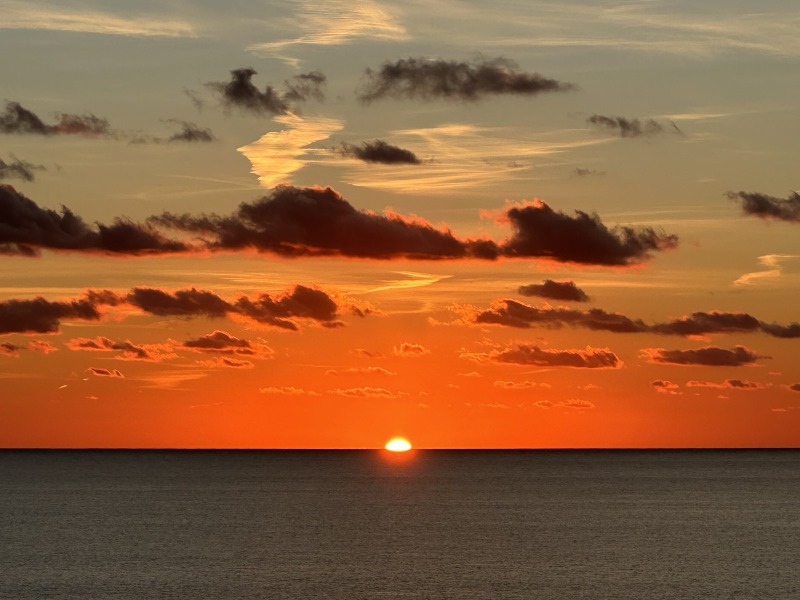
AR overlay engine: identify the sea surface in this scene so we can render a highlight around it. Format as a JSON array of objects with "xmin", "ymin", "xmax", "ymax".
[{"xmin": 1, "ymin": 450, "xmax": 798, "ymax": 599}]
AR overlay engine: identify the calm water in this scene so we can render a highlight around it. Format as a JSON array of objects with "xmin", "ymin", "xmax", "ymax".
[{"xmin": 1, "ymin": 450, "xmax": 798, "ymax": 599}]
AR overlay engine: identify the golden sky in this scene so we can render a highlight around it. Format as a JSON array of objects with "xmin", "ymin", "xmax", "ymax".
[{"xmin": 1, "ymin": 0, "xmax": 799, "ymax": 447}]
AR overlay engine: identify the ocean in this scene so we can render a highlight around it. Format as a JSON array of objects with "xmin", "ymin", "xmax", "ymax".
[{"xmin": 1, "ymin": 450, "xmax": 798, "ymax": 599}]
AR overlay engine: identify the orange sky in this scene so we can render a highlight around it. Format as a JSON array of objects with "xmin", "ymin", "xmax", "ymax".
[{"xmin": 1, "ymin": 1, "xmax": 799, "ymax": 448}]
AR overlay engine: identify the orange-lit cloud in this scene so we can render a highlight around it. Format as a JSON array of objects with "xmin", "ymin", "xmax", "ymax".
[
  {"xmin": 464, "ymin": 344, "xmax": 622, "ymax": 369},
  {"xmin": 88, "ymin": 367, "xmax": 124, "ymax": 378},
  {"xmin": 641, "ymin": 345, "xmax": 763, "ymax": 367}
]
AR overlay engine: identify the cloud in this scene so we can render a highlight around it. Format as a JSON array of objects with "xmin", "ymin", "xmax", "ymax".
[
  {"xmin": 788, "ymin": 384, "xmax": 800, "ymax": 393},
  {"xmin": 727, "ymin": 191, "xmax": 800, "ymax": 223},
  {"xmin": 207, "ymin": 69, "xmax": 325, "ymax": 116},
  {"xmin": 165, "ymin": 120, "xmax": 215, "ymax": 143},
  {"xmin": 196, "ymin": 356, "xmax": 254, "ymax": 369},
  {"xmin": 183, "ymin": 330, "xmax": 255, "ymax": 354},
  {"xmin": 248, "ymin": 0, "xmax": 407, "ymax": 63},
  {"xmin": 66, "ymin": 336, "xmax": 173, "ymax": 362},
  {"xmin": 238, "ymin": 114, "xmax": 344, "ymax": 188},
  {"xmin": 465, "ymin": 344, "xmax": 622, "ymax": 369},
  {"xmin": 0, "ymin": 342, "xmax": 22, "ymax": 357},
  {"xmin": 518, "ymin": 280, "xmax": 590, "ymax": 302},
  {"xmin": 735, "ymin": 254, "xmax": 799, "ymax": 286},
  {"xmin": 0, "ymin": 101, "xmax": 111, "ymax": 136},
  {"xmin": 0, "ymin": 185, "xmax": 188, "ymax": 256},
  {"xmin": 336, "ymin": 140, "xmax": 421, "ymax": 165},
  {"xmin": 357, "ymin": 57, "xmax": 574, "ymax": 103},
  {"xmin": 0, "ymin": 297, "xmax": 100, "ymax": 335},
  {"xmin": 641, "ymin": 345, "xmax": 763, "ymax": 367},
  {"xmin": 283, "ymin": 72, "xmax": 327, "ymax": 103},
  {"xmin": 3, "ymin": 184, "xmax": 676, "ymax": 265},
  {"xmin": 474, "ymin": 299, "xmax": 648, "ymax": 333},
  {"xmin": 493, "ymin": 380, "xmax": 551, "ymax": 390},
  {"xmin": 469, "ymin": 299, "xmax": 800, "ymax": 340},
  {"xmin": 152, "ymin": 186, "xmax": 674, "ymax": 265},
  {"xmin": 330, "ymin": 386, "xmax": 397, "ymax": 398},
  {"xmin": 0, "ymin": 2, "xmax": 195, "ymax": 37},
  {"xmin": 587, "ymin": 114, "xmax": 682, "ymax": 138},
  {"xmin": 651, "ymin": 380, "xmax": 681, "ymax": 394},
  {"xmin": 259, "ymin": 386, "xmax": 321, "ymax": 396},
  {"xmin": 500, "ymin": 199, "xmax": 678, "ymax": 265},
  {"xmin": 125, "ymin": 284, "xmax": 344, "ymax": 330},
  {"xmin": 686, "ymin": 379, "xmax": 770, "ymax": 390},
  {"xmin": 88, "ymin": 367, "xmax": 124, "ymax": 378},
  {"xmin": 0, "ymin": 156, "xmax": 45, "ymax": 182},
  {"xmin": 326, "ymin": 366, "xmax": 396, "ymax": 376},
  {"xmin": 151, "ymin": 185, "xmax": 496, "ymax": 260},
  {"xmin": 393, "ymin": 343, "xmax": 430, "ymax": 357}
]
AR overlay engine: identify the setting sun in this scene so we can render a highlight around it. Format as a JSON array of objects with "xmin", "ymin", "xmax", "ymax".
[{"xmin": 385, "ymin": 437, "xmax": 412, "ymax": 452}]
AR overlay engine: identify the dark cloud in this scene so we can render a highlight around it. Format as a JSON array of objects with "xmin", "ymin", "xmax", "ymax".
[
  {"xmin": 166, "ymin": 120, "xmax": 215, "ymax": 143},
  {"xmin": 641, "ymin": 345, "xmax": 762, "ymax": 367},
  {"xmin": 686, "ymin": 379, "xmax": 769, "ymax": 390},
  {"xmin": 518, "ymin": 280, "xmax": 590, "ymax": 302},
  {"xmin": 151, "ymin": 185, "xmax": 497, "ymax": 260},
  {"xmin": 651, "ymin": 311, "xmax": 762, "ymax": 337},
  {"xmin": 126, "ymin": 288, "xmax": 233, "ymax": 318},
  {"xmin": 0, "ymin": 185, "xmax": 188, "ymax": 256},
  {"xmin": 651, "ymin": 380, "xmax": 681, "ymax": 394},
  {"xmin": 127, "ymin": 285, "xmax": 344, "ymax": 330},
  {"xmin": 357, "ymin": 57, "xmax": 574, "ymax": 103},
  {"xmin": 470, "ymin": 299, "xmax": 799, "ymax": 340},
  {"xmin": 727, "ymin": 191, "xmax": 800, "ymax": 223},
  {"xmin": 0, "ymin": 101, "xmax": 111, "ymax": 136},
  {"xmin": 234, "ymin": 285, "xmax": 341, "ymax": 330},
  {"xmin": 66, "ymin": 336, "xmax": 160, "ymax": 361},
  {"xmin": 501, "ymin": 200, "xmax": 678, "ymax": 265},
  {"xmin": 475, "ymin": 299, "xmax": 647, "ymax": 333},
  {"xmin": 336, "ymin": 140, "xmax": 421, "ymax": 165},
  {"xmin": 0, "ymin": 156, "xmax": 45, "ymax": 182},
  {"xmin": 474, "ymin": 344, "xmax": 621, "ymax": 369},
  {"xmin": 0, "ymin": 297, "xmax": 100, "ymax": 335},
  {"xmin": 88, "ymin": 367, "xmax": 124, "ymax": 378},
  {"xmin": 0, "ymin": 342, "xmax": 22, "ymax": 357},
  {"xmin": 3, "ymin": 184, "xmax": 676, "ymax": 265},
  {"xmin": 283, "ymin": 71, "xmax": 327, "ymax": 103},
  {"xmin": 183, "ymin": 330, "xmax": 253, "ymax": 354},
  {"xmin": 207, "ymin": 68, "xmax": 326, "ymax": 116},
  {"xmin": 587, "ymin": 114, "xmax": 682, "ymax": 138},
  {"xmin": 788, "ymin": 384, "xmax": 800, "ymax": 393}
]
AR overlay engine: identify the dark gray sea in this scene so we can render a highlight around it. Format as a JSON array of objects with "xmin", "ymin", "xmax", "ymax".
[{"xmin": 1, "ymin": 450, "xmax": 798, "ymax": 599}]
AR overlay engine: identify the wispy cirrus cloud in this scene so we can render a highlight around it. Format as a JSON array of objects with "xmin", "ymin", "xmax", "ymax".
[
  {"xmin": 0, "ymin": 1, "xmax": 196, "ymax": 37},
  {"xmin": 238, "ymin": 114, "xmax": 343, "ymax": 188},
  {"xmin": 247, "ymin": 0, "xmax": 408, "ymax": 61},
  {"xmin": 343, "ymin": 123, "xmax": 610, "ymax": 194},
  {"xmin": 735, "ymin": 254, "xmax": 799, "ymax": 286}
]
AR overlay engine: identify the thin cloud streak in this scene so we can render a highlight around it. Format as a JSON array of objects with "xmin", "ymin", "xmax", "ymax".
[
  {"xmin": 0, "ymin": 1, "xmax": 196, "ymax": 37},
  {"xmin": 238, "ymin": 114, "xmax": 344, "ymax": 189}
]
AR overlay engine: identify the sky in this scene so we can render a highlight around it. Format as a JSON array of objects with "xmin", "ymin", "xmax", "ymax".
[{"xmin": 1, "ymin": 0, "xmax": 799, "ymax": 448}]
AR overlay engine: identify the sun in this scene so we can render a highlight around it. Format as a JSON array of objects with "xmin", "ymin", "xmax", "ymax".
[{"xmin": 384, "ymin": 437, "xmax": 412, "ymax": 452}]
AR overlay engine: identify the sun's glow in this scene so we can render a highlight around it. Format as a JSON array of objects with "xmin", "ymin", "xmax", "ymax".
[{"xmin": 385, "ymin": 437, "xmax": 412, "ymax": 452}]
